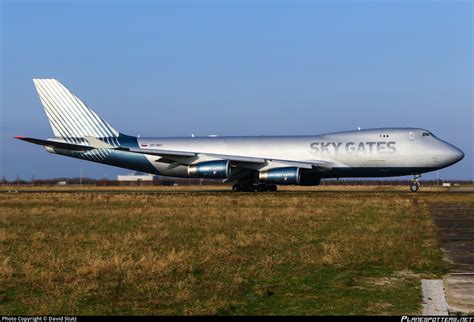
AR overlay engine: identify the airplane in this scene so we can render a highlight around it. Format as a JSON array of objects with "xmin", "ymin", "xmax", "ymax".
[{"xmin": 16, "ymin": 79, "xmax": 464, "ymax": 192}]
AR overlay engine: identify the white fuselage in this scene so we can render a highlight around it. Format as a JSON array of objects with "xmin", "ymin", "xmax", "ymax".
[{"xmin": 135, "ymin": 128, "xmax": 463, "ymax": 178}]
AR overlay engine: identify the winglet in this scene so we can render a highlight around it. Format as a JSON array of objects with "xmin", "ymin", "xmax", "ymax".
[{"xmin": 85, "ymin": 136, "xmax": 115, "ymax": 149}]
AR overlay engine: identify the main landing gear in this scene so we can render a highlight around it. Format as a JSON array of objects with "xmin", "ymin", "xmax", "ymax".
[
  {"xmin": 409, "ymin": 175, "xmax": 421, "ymax": 192},
  {"xmin": 232, "ymin": 183, "xmax": 277, "ymax": 192}
]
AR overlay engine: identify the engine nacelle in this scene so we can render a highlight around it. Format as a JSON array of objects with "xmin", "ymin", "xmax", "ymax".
[
  {"xmin": 188, "ymin": 160, "xmax": 230, "ymax": 179},
  {"xmin": 259, "ymin": 167, "xmax": 301, "ymax": 185}
]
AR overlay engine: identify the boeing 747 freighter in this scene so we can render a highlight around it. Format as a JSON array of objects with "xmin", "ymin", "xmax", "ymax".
[{"xmin": 16, "ymin": 79, "xmax": 464, "ymax": 192}]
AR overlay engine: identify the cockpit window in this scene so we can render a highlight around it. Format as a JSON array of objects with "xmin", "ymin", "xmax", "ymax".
[{"xmin": 423, "ymin": 132, "xmax": 430, "ymax": 137}]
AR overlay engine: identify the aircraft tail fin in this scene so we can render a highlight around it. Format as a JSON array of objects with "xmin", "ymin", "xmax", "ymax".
[{"xmin": 32, "ymin": 79, "xmax": 119, "ymax": 140}]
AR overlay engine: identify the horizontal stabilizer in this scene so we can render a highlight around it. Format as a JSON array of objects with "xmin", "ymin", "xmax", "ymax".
[{"xmin": 15, "ymin": 136, "xmax": 93, "ymax": 151}]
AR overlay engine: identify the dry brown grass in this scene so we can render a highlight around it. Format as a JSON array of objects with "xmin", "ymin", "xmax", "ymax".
[{"xmin": 0, "ymin": 189, "xmax": 464, "ymax": 315}]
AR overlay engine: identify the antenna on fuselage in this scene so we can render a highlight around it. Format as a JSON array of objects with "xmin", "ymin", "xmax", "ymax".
[
  {"xmin": 191, "ymin": 134, "xmax": 195, "ymax": 138},
  {"xmin": 357, "ymin": 126, "xmax": 361, "ymax": 131}
]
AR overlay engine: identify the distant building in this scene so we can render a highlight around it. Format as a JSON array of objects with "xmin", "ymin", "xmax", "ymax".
[{"xmin": 117, "ymin": 172, "xmax": 156, "ymax": 182}]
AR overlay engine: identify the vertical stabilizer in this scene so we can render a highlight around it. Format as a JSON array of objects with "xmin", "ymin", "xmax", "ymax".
[{"xmin": 33, "ymin": 79, "xmax": 119, "ymax": 141}]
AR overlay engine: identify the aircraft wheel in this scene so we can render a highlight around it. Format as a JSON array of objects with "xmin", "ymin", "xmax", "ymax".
[
  {"xmin": 269, "ymin": 184, "xmax": 278, "ymax": 192},
  {"xmin": 410, "ymin": 184, "xmax": 419, "ymax": 192}
]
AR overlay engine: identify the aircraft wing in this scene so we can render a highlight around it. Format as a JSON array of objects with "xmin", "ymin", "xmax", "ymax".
[{"xmin": 117, "ymin": 146, "xmax": 332, "ymax": 171}]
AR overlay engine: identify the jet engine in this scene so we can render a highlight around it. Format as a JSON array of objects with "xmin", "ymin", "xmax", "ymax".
[
  {"xmin": 259, "ymin": 167, "xmax": 301, "ymax": 185},
  {"xmin": 188, "ymin": 160, "xmax": 230, "ymax": 179}
]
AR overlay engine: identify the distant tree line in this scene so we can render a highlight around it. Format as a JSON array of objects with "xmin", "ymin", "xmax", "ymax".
[{"xmin": 1, "ymin": 176, "xmax": 97, "ymax": 185}]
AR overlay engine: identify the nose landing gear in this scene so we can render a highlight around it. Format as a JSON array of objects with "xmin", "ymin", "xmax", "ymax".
[{"xmin": 410, "ymin": 175, "xmax": 421, "ymax": 192}]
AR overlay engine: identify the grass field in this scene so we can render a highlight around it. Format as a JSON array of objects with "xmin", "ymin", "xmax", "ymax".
[{"xmin": 1, "ymin": 187, "xmax": 471, "ymax": 315}]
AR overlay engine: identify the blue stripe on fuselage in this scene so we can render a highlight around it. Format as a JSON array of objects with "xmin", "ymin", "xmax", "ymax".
[{"xmin": 101, "ymin": 149, "xmax": 159, "ymax": 174}]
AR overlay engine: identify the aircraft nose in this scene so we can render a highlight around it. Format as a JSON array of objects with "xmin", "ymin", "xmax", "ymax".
[
  {"xmin": 455, "ymin": 147, "xmax": 465, "ymax": 162},
  {"xmin": 444, "ymin": 144, "xmax": 464, "ymax": 165}
]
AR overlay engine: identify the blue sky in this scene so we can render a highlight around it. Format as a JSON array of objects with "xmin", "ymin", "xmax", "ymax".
[{"xmin": 1, "ymin": 0, "xmax": 472, "ymax": 180}]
